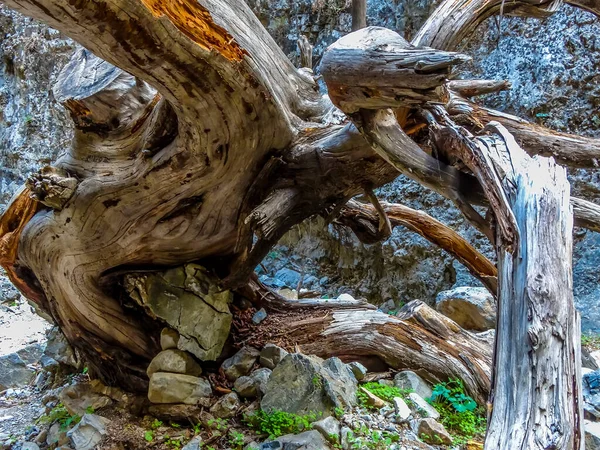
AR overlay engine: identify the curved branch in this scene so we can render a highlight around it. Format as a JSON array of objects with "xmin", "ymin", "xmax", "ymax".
[{"xmin": 338, "ymin": 200, "xmax": 498, "ymax": 294}]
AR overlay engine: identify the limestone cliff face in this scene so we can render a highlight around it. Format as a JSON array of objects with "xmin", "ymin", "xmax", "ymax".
[{"xmin": 1, "ymin": 1, "xmax": 599, "ymax": 330}]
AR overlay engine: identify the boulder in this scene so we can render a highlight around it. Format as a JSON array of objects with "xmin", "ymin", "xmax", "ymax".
[
  {"xmin": 66, "ymin": 414, "xmax": 110, "ymax": 450},
  {"xmin": 46, "ymin": 423, "xmax": 68, "ymax": 447},
  {"xmin": 234, "ymin": 368, "xmax": 271, "ymax": 398},
  {"xmin": 160, "ymin": 328, "xmax": 180, "ymax": 350},
  {"xmin": 209, "ymin": 392, "xmax": 240, "ymax": 418},
  {"xmin": 222, "ymin": 347, "xmax": 260, "ymax": 381},
  {"xmin": 274, "ymin": 268, "xmax": 301, "ymax": 288},
  {"xmin": 260, "ymin": 344, "xmax": 288, "ymax": 370},
  {"xmin": 17, "ymin": 343, "xmax": 44, "ymax": 365},
  {"xmin": 418, "ymin": 418, "xmax": 452, "ymax": 445},
  {"xmin": 0, "ymin": 352, "xmax": 35, "ymax": 390},
  {"xmin": 586, "ymin": 420, "xmax": 600, "ymax": 450},
  {"xmin": 148, "ymin": 373, "xmax": 212, "ymax": 405},
  {"xmin": 125, "ymin": 264, "xmax": 232, "ymax": 361},
  {"xmin": 394, "ymin": 371, "xmax": 432, "ymax": 399},
  {"xmin": 59, "ymin": 383, "xmax": 113, "ymax": 416},
  {"xmin": 147, "ymin": 404, "xmax": 203, "ymax": 423},
  {"xmin": 44, "ymin": 327, "xmax": 78, "ymax": 368},
  {"xmin": 347, "ymin": 362, "xmax": 367, "ymax": 381},
  {"xmin": 584, "ymin": 369, "xmax": 600, "ymax": 421},
  {"xmin": 359, "ymin": 387, "xmax": 386, "ymax": 408},
  {"xmin": 259, "ymin": 430, "xmax": 330, "ymax": 450},
  {"xmin": 435, "ymin": 287, "xmax": 496, "ymax": 331},
  {"xmin": 261, "ymin": 353, "xmax": 357, "ymax": 416},
  {"xmin": 312, "ymin": 416, "xmax": 340, "ymax": 443},
  {"xmin": 147, "ymin": 349, "xmax": 202, "ymax": 377},
  {"xmin": 393, "ymin": 397, "xmax": 411, "ymax": 420},
  {"xmin": 408, "ymin": 393, "xmax": 440, "ymax": 420}
]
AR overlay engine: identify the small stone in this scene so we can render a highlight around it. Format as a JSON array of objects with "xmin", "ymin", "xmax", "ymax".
[
  {"xmin": 378, "ymin": 379, "xmax": 394, "ymax": 388},
  {"xmin": 274, "ymin": 268, "xmax": 301, "ymax": 288},
  {"xmin": 147, "ymin": 349, "xmax": 202, "ymax": 377},
  {"xmin": 147, "ymin": 404, "xmax": 203, "ymax": 423},
  {"xmin": 67, "ymin": 414, "xmax": 111, "ymax": 450},
  {"xmin": 59, "ymin": 383, "xmax": 113, "ymax": 416},
  {"xmin": 393, "ymin": 397, "xmax": 411, "ymax": 420},
  {"xmin": 340, "ymin": 426, "xmax": 352, "ymax": 449},
  {"xmin": 209, "ymin": 392, "xmax": 240, "ymax": 418},
  {"xmin": 160, "ymin": 328, "xmax": 180, "ymax": 350},
  {"xmin": 260, "ymin": 430, "xmax": 328, "ymax": 450},
  {"xmin": 182, "ymin": 436, "xmax": 203, "ymax": 450},
  {"xmin": 347, "ymin": 362, "xmax": 367, "ymax": 381},
  {"xmin": 337, "ymin": 293, "xmax": 357, "ymax": 303},
  {"xmin": 277, "ymin": 288, "xmax": 298, "ymax": 300},
  {"xmin": 148, "ymin": 373, "xmax": 212, "ymax": 405},
  {"xmin": 252, "ymin": 308, "xmax": 267, "ymax": 325},
  {"xmin": 21, "ymin": 443, "xmax": 40, "ymax": 450},
  {"xmin": 417, "ymin": 418, "xmax": 452, "ymax": 445},
  {"xmin": 586, "ymin": 420, "xmax": 600, "ymax": 450},
  {"xmin": 259, "ymin": 344, "xmax": 288, "ymax": 370},
  {"xmin": 408, "ymin": 393, "xmax": 440, "ymax": 420},
  {"xmin": 222, "ymin": 347, "xmax": 260, "ymax": 381},
  {"xmin": 47, "ymin": 423, "xmax": 67, "ymax": 446},
  {"xmin": 235, "ymin": 368, "xmax": 272, "ymax": 398},
  {"xmin": 359, "ymin": 387, "xmax": 386, "ymax": 408},
  {"xmin": 312, "ymin": 416, "xmax": 340, "ymax": 443},
  {"xmin": 394, "ymin": 371, "xmax": 432, "ymax": 399}
]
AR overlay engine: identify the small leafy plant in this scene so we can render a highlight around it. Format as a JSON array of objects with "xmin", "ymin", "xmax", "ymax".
[
  {"xmin": 37, "ymin": 403, "xmax": 81, "ymax": 431},
  {"xmin": 427, "ymin": 379, "xmax": 486, "ymax": 444},
  {"xmin": 244, "ymin": 409, "xmax": 321, "ymax": 439},
  {"xmin": 357, "ymin": 382, "xmax": 412, "ymax": 409}
]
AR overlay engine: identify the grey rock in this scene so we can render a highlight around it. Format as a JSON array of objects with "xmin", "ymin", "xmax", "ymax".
[
  {"xmin": 66, "ymin": 414, "xmax": 110, "ymax": 450},
  {"xmin": 234, "ymin": 368, "xmax": 272, "ymax": 398},
  {"xmin": 394, "ymin": 371, "xmax": 432, "ymax": 399},
  {"xmin": 222, "ymin": 347, "xmax": 260, "ymax": 381},
  {"xmin": 147, "ymin": 404, "xmax": 203, "ymax": 423},
  {"xmin": 125, "ymin": 264, "xmax": 232, "ymax": 361},
  {"xmin": 408, "ymin": 393, "xmax": 440, "ymax": 420},
  {"xmin": 274, "ymin": 268, "xmax": 302, "ymax": 288},
  {"xmin": 393, "ymin": 397, "xmax": 411, "ymax": 420},
  {"xmin": 583, "ymin": 347, "xmax": 600, "ymax": 370},
  {"xmin": 0, "ymin": 352, "xmax": 35, "ymax": 390},
  {"xmin": 312, "ymin": 416, "xmax": 340, "ymax": 443},
  {"xmin": 182, "ymin": 436, "xmax": 203, "ymax": 450},
  {"xmin": 46, "ymin": 423, "xmax": 68, "ymax": 446},
  {"xmin": 261, "ymin": 353, "xmax": 357, "ymax": 416},
  {"xmin": 340, "ymin": 426, "xmax": 352, "ymax": 450},
  {"xmin": 260, "ymin": 344, "xmax": 288, "ymax": 370},
  {"xmin": 586, "ymin": 420, "xmax": 600, "ymax": 450},
  {"xmin": 59, "ymin": 383, "xmax": 112, "ymax": 416},
  {"xmin": 147, "ymin": 349, "xmax": 202, "ymax": 377},
  {"xmin": 260, "ymin": 430, "xmax": 330, "ymax": 450},
  {"xmin": 160, "ymin": 328, "xmax": 180, "ymax": 350},
  {"xmin": 347, "ymin": 362, "xmax": 367, "ymax": 381},
  {"xmin": 252, "ymin": 308, "xmax": 268, "ymax": 325},
  {"xmin": 45, "ymin": 326, "xmax": 78, "ymax": 368},
  {"xmin": 21, "ymin": 443, "xmax": 40, "ymax": 450},
  {"xmin": 148, "ymin": 372, "xmax": 212, "ymax": 405},
  {"xmin": 379, "ymin": 299, "xmax": 396, "ymax": 314},
  {"xmin": 209, "ymin": 392, "xmax": 240, "ymax": 418},
  {"xmin": 436, "ymin": 287, "xmax": 496, "ymax": 331},
  {"xmin": 17, "ymin": 343, "xmax": 44, "ymax": 365},
  {"xmin": 417, "ymin": 418, "xmax": 452, "ymax": 445},
  {"xmin": 584, "ymin": 369, "xmax": 600, "ymax": 421}
]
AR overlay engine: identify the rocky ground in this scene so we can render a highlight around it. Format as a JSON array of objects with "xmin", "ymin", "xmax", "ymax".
[{"xmin": 1, "ymin": 284, "xmax": 600, "ymax": 450}]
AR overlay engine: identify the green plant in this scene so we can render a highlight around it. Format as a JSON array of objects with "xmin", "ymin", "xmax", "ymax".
[
  {"xmin": 228, "ymin": 430, "xmax": 245, "ymax": 449},
  {"xmin": 207, "ymin": 417, "xmax": 228, "ymax": 431},
  {"xmin": 82, "ymin": 366, "xmax": 89, "ymax": 375},
  {"xmin": 427, "ymin": 379, "xmax": 486, "ymax": 444},
  {"xmin": 37, "ymin": 403, "xmax": 81, "ymax": 431},
  {"xmin": 164, "ymin": 435, "xmax": 183, "ymax": 448},
  {"xmin": 357, "ymin": 382, "xmax": 412, "ymax": 409},
  {"xmin": 582, "ymin": 332, "xmax": 600, "ymax": 350},
  {"xmin": 333, "ymin": 406, "xmax": 344, "ymax": 419},
  {"xmin": 151, "ymin": 418, "xmax": 163, "ymax": 429},
  {"xmin": 244, "ymin": 410, "xmax": 321, "ymax": 439},
  {"xmin": 311, "ymin": 374, "xmax": 323, "ymax": 390},
  {"xmin": 144, "ymin": 430, "xmax": 154, "ymax": 442}
]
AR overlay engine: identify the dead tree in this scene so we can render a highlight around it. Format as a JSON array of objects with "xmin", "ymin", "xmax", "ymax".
[{"xmin": 1, "ymin": 0, "xmax": 599, "ymax": 447}]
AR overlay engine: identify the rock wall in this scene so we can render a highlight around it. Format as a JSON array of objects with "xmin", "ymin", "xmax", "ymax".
[{"xmin": 1, "ymin": 2, "xmax": 600, "ymax": 330}]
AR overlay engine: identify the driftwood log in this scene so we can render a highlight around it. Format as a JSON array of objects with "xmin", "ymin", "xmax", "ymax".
[{"xmin": 0, "ymin": 0, "xmax": 598, "ymax": 446}]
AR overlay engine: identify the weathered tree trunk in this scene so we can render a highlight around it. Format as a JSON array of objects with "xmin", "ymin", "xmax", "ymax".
[
  {"xmin": 351, "ymin": 0, "xmax": 367, "ymax": 31},
  {"xmin": 0, "ymin": 0, "xmax": 594, "ymax": 444}
]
